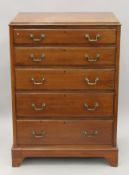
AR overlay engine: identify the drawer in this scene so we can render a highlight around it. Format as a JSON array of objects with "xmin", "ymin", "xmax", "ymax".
[
  {"xmin": 16, "ymin": 92, "xmax": 114, "ymax": 117},
  {"xmin": 14, "ymin": 47, "xmax": 116, "ymax": 66},
  {"xmin": 15, "ymin": 68, "xmax": 115, "ymax": 90},
  {"xmin": 14, "ymin": 29, "xmax": 116, "ymax": 44},
  {"xmin": 17, "ymin": 120, "xmax": 113, "ymax": 145}
]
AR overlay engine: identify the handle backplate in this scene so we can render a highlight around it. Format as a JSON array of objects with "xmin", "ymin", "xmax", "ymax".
[
  {"xmin": 85, "ymin": 77, "xmax": 99, "ymax": 86},
  {"xmin": 83, "ymin": 130, "xmax": 98, "ymax": 137},
  {"xmin": 32, "ymin": 103, "xmax": 46, "ymax": 111},
  {"xmin": 30, "ymin": 53, "xmax": 45, "ymax": 62},
  {"xmin": 83, "ymin": 102, "xmax": 99, "ymax": 111},
  {"xmin": 30, "ymin": 34, "xmax": 45, "ymax": 43},
  {"xmin": 84, "ymin": 54, "xmax": 100, "ymax": 62},
  {"xmin": 85, "ymin": 34, "xmax": 101, "ymax": 42},
  {"xmin": 32, "ymin": 130, "xmax": 46, "ymax": 138},
  {"xmin": 31, "ymin": 77, "xmax": 45, "ymax": 85}
]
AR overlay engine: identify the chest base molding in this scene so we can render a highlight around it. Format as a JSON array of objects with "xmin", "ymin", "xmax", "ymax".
[{"xmin": 12, "ymin": 146, "xmax": 118, "ymax": 167}]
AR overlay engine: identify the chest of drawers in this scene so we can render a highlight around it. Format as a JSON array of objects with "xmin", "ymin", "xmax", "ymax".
[{"xmin": 9, "ymin": 12, "xmax": 121, "ymax": 167}]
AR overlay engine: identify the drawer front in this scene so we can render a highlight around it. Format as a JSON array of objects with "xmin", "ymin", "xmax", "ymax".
[
  {"xmin": 14, "ymin": 29, "xmax": 116, "ymax": 44},
  {"xmin": 15, "ymin": 68, "xmax": 115, "ymax": 90},
  {"xmin": 14, "ymin": 47, "xmax": 116, "ymax": 66},
  {"xmin": 17, "ymin": 120, "xmax": 113, "ymax": 145},
  {"xmin": 16, "ymin": 93, "xmax": 114, "ymax": 117}
]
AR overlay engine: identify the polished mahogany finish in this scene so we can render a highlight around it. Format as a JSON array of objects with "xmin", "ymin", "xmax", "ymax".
[
  {"xmin": 16, "ymin": 92, "xmax": 114, "ymax": 118},
  {"xmin": 15, "ymin": 68, "xmax": 115, "ymax": 90},
  {"xmin": 17, "ymin": 120, "xmax": 113, "ymax": 145},
  {"xmin": 14, "ymin": 47, "xmax": 116, "ymax": 66},
  {"xmin": 14, "ymin": 29, "xmax": 116, "ymax": 44},
  {"xmin": 9, "ymin": 12, "xmax": 121, "ymax": 167}
]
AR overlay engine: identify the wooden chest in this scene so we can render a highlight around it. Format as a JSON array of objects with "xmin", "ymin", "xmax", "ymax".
[{"xmin": 9, "ymin": 12, "xmax": 121, "ymax": 167}]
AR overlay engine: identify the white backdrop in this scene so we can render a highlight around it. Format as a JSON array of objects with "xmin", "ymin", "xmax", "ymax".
[{"xmin": 0, "ymin": 0, "xmax": 129, "ymax": 174}]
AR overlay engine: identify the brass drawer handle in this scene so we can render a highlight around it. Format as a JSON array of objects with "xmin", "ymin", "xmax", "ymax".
[
  {"xmin": 31, "ymin": 77, "xmax": 45, "ymax": 85},
  {"xmin": 32, "ymin": 130, "xmax": 46, "ymax": 138},
  {"xmin": 85, "ymin": 77, "xmax": 99, "ymax": 86},
  {"xmin": 30, "ymin": 34, "xmax": 45, "ymax": 43},
  {"xmin": 83, "ymin": 102, "xmax": 99, "ymax": 111},
  {"xmin": 32, "ymin": 103, "xmax": 46, "ymax": 111},
  {"xmin": 84, "ymin": 54, "xmax": 100, "ymax": 62},
  {"xmin": 30, "ymin": 53, "xmax": 45, "ymax": 62},
  {"xmin": 85, "ymin": 34, "xmax": 101, "ymax": 42},
  {"xmin": 83, "ymin": 130, "xmax": 98, "ymax": 137}
]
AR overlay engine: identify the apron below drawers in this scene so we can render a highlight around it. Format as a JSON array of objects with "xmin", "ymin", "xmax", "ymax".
[
  {"xmin": 17, "ymin": 120, "xmax": 113, "ymax": 145},
  {"xmin": 16, "ymin": 92, "xmax": 114, "ymax": 118}
]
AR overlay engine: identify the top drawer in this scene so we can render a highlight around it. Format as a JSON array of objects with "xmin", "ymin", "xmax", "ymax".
[{"xmin": 14, "ymin": 29, "xmax": 116, "ymax": 45}]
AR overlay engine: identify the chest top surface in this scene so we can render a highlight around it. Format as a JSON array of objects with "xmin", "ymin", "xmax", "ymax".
[{"xmin": 9, "ymin": 12, "xmax": 120, "ymax": 26}]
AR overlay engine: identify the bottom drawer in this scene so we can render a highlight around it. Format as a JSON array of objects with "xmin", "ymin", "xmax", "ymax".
[{"xmin": 17, "ymin": 120, "xmax": 113, "ymax": 145}]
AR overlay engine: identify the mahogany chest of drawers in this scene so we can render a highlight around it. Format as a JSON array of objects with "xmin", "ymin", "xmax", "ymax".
[{"xmin": 9, "ymin": 12, "xmax": 121, "ymax": 167}]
